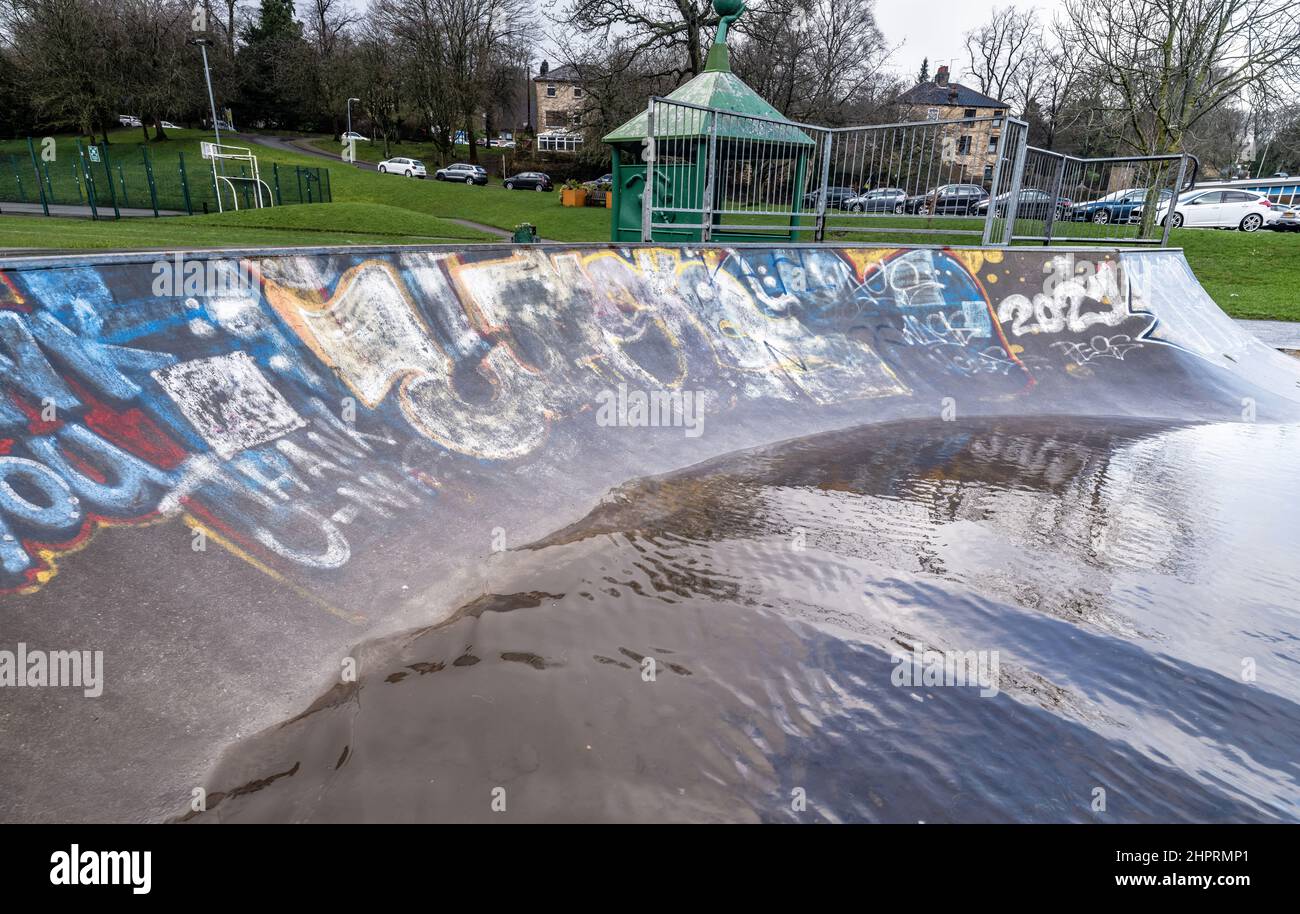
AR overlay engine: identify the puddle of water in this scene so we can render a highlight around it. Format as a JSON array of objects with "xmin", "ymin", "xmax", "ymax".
[{"xmin": 184, "ymin": 417, "xmax": 1300, "ymax": 823}]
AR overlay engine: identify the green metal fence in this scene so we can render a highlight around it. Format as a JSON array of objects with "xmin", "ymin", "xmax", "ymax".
[{"xmin": 0, "ymin": 140, "xmax": 332, "ymax": 218}]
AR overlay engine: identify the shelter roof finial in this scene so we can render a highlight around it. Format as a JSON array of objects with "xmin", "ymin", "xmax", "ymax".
[{"xmin": 706, "ymin": 0, "xmax": 746, "ymax": 72}]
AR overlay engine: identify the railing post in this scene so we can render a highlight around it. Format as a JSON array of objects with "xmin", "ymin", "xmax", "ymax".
[
  {"xmin": 141, "ymin": 146, "xmax": 160, "ymax": 217},
  {"xmin": 813, "ymin": 134, "xmax": 834, "ymax": 242},
  {"xmin": 75, "ymin": 138, "xmax": 99, "ymax": 220},
  {"xmin": 642, "ymin": 100, "xmax": 655, "ymax": 242},
  {"xmin": 26, "ymin": 138, "xmax": 49, "ymax": 217},
  {"xmin": 983, "ymin": 123, "xmax": 1014, "ymax": 245},
  {"xmin": 1161, "ymin": 155, "xmax": 1188, "ymax": 248},
  {"xmin": 272, "ymin": 162, "xmax": 283, "ymax": 205},
  {"xmin": 1000, "ymin": 127, "xmax": 1028, "ymax": 245},
  {"xmin": 97, "ymin": 143, "xmax": 121, "ymax": 219},
  {"xmin": 701, "ymin": 110, "xmax": 719, "ymax": 242},
  {"xmin": 1042, "ymin": 153, "xmax": 1066, "ymax": 246}
]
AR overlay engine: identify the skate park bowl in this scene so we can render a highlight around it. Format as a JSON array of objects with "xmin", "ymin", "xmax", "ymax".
[{"xmin": 1, "ymin": 243, "xmax": 1299, "ymax": 823}]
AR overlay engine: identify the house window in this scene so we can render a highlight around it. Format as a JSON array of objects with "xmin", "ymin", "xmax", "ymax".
[
  {"xmin": 546, "ymin": 84, "xmax": 556, "ymax": 97},
  {"xmin": 573, "ymin": 87, "xmax": 583, "ymax": 98},
  {"xmin": 963, "ymin": 108, "xmax": 977, "ymax": 119},
  {"xmin": 537, "ymin": 132, "xmax": 583, "ymax": 152},
  {"xmin": 544, "ymin": 109, "xmax": 567, "ymax": 128},
  {"xmin": 570, "ymin": 110, "xmax": 581, "ymax": 126},
  {"xmin": 926, "ymin": 107, "xmax": 939, "ymax": 121},
  {"xmin": 988, "ymin": 135, "xmax": 999, "ymax": 153},
  {"xmin": 957, "ymin": 135, "xmax": 972, "ymax": 155},
  {"xmin": 983, "ymin": 165, "xmax": 994, "ymax": 182},
  {"xmin": 992, "ymin": 117, "xmax": 1002, "ymax": 128}
]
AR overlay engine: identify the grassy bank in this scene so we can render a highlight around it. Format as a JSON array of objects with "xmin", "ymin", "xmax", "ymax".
[{"xmin": 0, "ymin": 202, "xmax": 494, "ymax": 251}]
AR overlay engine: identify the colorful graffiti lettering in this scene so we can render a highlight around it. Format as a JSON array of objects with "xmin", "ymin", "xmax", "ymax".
[{"xmin": 0, "ymin": 245, "xmax": 1160, "ymax": 596}]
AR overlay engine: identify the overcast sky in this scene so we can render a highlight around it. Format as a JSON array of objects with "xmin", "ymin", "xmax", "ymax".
[{"xmin": 875, "ymin": 0, "xmax": 1069, "ymax": 81}]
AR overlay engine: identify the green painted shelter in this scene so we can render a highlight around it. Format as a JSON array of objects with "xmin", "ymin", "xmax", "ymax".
[{"xmin": 603, "ymin": 0, "xmax": 817, "ymax": 243}]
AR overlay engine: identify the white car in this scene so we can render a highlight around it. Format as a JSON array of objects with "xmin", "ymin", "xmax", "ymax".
[
  {"xmin": 1140, "ymin": 188, "xmax": 1274, "ymax": 231},
  {"xmin": 341, "ymin": 131, "xmax": 370, "ymax": 142},
  {"xmin": 160, "ymin": 121, "xmax": 180, "ymax": 130},
  {"xmin": 377, "ymin": 157, "xmax": 427, "ymax": 178},
  {"xmin": 118, "ymin": 115, "xmax": 142, "ymax": 127}
]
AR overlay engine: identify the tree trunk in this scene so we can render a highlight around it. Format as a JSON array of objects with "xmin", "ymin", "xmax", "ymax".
[
  {"xmin": 466, "ymin": 114, "xmax": 478, "ymax": 163},
  {"xmin": 153, "ymin": 117, "xmax": 168, "ymax": 142}
]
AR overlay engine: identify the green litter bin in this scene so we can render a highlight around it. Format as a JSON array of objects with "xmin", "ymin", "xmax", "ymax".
[{"xmin": 512, "ymin": 223, "xmax": 538, "ymax": 243}]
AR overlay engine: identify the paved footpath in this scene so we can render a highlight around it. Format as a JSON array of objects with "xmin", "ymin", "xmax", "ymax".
[{"xmin": 1237, "ymin": 319, "xmax": 1300, "ymax": 352}]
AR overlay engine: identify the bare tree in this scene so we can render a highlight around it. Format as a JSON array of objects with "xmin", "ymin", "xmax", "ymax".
[
  {"xmin": 555, "ymin": 0, "xmax": 721, "ymax": 80},
  {"xmin": 733, "ymin": 0, "xmax": 895, "ymax": 124},
  {"xmin": 963, "ymin": 4, "xmax": 1038, "ymax": 106},
  {"xmin": 1059, "ymin": 0, "xmax": 1300, "ymax": 155},
  {"xmin": 302, "ymin": 0, "xmax": 360, "ymax": 137}
]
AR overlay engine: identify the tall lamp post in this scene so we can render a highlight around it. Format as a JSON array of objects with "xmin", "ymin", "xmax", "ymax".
[
  {"xmin": 188, "ymin": 37, "xmax": 221, "ymax": 147},
  {"xmin": 347, "ymin": 97, "xmax": 360, "ymax": 138}
]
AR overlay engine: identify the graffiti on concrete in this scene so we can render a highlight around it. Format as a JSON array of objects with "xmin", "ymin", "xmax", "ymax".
[{"xmin": 0, "ymin": 246, "xmax": 1171, "ymax": 595}]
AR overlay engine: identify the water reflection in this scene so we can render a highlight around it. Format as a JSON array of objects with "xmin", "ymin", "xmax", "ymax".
[{"xmin": 182, "ymin": 418, "xmax": 1300, "ymax": 823}]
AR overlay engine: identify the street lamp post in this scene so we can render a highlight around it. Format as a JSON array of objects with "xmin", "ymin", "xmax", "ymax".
[
  {"xmin": 347, "ymin": 97, "xmax": 360, "ymax": 138},
  {"xmin": 188, "ymin": 38, "xmax": 220, "ymax": 147}
]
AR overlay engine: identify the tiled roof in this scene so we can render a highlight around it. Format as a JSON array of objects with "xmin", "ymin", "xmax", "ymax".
[
  {"xmin": 535, "ymin": 63, "xmax": 582, "ymax": 83},
  {"xmin": 899, "ymin": 81, "xmax": 1009, "ymax": 109}
]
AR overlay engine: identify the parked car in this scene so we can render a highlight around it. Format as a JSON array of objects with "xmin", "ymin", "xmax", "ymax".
[
  {"xmin": 341, "ymin": 131, "xmax": 370, "ymax": 142},
  {"xmin": 843, "ymin": 187, "xmax": 908, "ymax": 213},
  {"xmin": 1135, "ymin": 188, "xmax": 1273, "ymax": 231},
  {"xmin": 1265, "ymin": 201, "xmax": 1300, "ymax": 231},
  {"xmin": 588, "ymin": 174, "xmax": 613, "ymax": 192},
  {"xmin": 378, "ymin": 156, "xmax": 428, "ymax": 178},
  {"xmin": 504, "ymin": 171, "xmax": 553, "ymax": 191},
  {"xmin": 118, "ymin": 115, "xmax": 142, "ymax": 127},
  {"xmin": 435, "ymin": 162, "xmax": 488, "ymax": 185},
  {"xmin": 160, "ymin": 121, "xmax": 180, "ymax": 130},
  {"xmin": 904, "ymin": 184, "xmax": 989, "ymax": 215},
  {"xmin": 973, "ymin": 188, "xmax": 1073, "ymax": 220},
  {"xmin": 1068, "ymin": 187, "xmax": 1172, "ymax": 224},
  {"xmin": 801, "ymin": 186, "xmax": 858, "ymax": 210}
]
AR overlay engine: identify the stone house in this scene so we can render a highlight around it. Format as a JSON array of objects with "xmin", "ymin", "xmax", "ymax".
[
  {"xmin": 533, "ymin": 64, "xmax": 586, "ymax": 153},
  {"xmin": 897, "ymin": 65, "xmax": 1010, "ymax": 184}
]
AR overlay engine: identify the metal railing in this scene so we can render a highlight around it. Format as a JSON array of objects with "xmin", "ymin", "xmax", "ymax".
[
  {"xmin": 986, "ymin": 147, "xmax": 1198, "ymax": 246},
  {"xmin": 642, "ymin": 96, "xmax": 1197, "ymax": 247}
]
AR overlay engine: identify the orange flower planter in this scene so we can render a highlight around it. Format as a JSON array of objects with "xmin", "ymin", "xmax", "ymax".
[{"xmin": 561, "ymin": 188, "xmax": 588, "ymax": 207}]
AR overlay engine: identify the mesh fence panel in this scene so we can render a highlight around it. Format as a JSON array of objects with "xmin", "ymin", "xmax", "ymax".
[{"xmin": 0, "ymin": 141, "xmax": 332, "ymax": 216}]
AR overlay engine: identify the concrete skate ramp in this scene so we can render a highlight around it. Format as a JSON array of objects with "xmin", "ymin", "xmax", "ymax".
[{"xmin": 0, "ymin": 243, "xmax": 1297, "ymax": 822}]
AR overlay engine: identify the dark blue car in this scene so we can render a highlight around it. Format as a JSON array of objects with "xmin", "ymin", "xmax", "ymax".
[{"xmin": 1069, "ymin": 188, "xmax": 1173, "ymax": 224}]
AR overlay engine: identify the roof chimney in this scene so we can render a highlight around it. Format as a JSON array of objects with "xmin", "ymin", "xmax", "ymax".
[{"xmin": 935, "ymin": 65, "xmax": 949, "ymax": 87}]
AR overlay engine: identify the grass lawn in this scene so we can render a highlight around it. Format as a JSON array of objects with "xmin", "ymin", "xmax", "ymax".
[
  {"xmin": 1, "ymin": 129, "xmax": 1296, "ymax": 321},
  {"xmin": 0, "ymin": 202, "xmax": 494, "ymax": 251}
]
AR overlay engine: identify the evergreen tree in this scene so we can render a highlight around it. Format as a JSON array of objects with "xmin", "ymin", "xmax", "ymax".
[
  {"xmin": 918, "ymin": 57, "xmax": 930, "ymax": 84},
  {"xmin": 238, "ymin": 0, "xmax": 309, "ymax": 129}
]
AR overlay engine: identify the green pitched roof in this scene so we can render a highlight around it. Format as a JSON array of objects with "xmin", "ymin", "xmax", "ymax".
[{"xmin": 603, "ymin": 69, "xmax": 815, "ymax": 146}]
